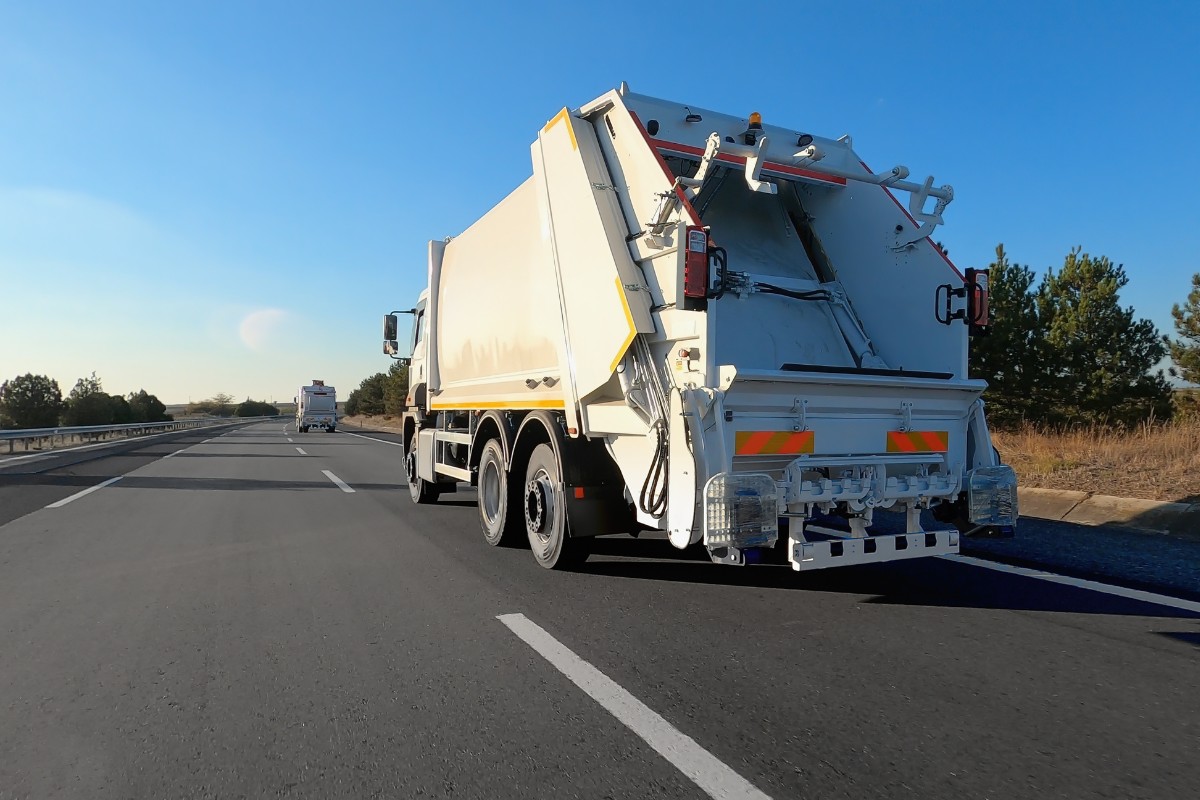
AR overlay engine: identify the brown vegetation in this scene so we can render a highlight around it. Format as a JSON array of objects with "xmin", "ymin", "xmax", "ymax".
[{"xmin": 993, "ymin": 418, "xmax": 1200, "ymax": 504}]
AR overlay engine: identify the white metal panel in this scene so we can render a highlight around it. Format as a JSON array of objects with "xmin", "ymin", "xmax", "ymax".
[
  {"xmin": 533, "ymin": 109, "xmax": 654, "ymax": 410},
  {"xmin": 797, "ymin": 179, "xmax": 968, "ymax": 377},
  {"xmin": 431, "ymin": 178, "xmax": 567, "ymax": 410},
  {"xmin": 704, "ymin": 176, "xmax": 857, "ymax": 372}
]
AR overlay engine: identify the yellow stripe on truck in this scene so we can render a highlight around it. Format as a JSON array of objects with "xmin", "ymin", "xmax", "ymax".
[
  {"xmin": 543, "ymin": 108, "xmax": 578, "ymax": 151},
  {"xmin": 430, "ymin": 399, "xmax": 566, "ymax": 411},
  {"xmin": 609, "ymin": 277, "xmax": 638, "ymax": 375}
]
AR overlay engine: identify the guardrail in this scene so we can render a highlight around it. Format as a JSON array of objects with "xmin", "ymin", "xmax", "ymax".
[{"xmin": 0, "ymin": 418, "xmax": 251, "ymax": 454}]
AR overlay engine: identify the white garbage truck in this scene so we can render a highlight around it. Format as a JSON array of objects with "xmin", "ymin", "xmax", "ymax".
[
  {"xmin": 296, "ymin": 380, "xmax": 337, "ymax": 433},
  {"xmin": 383, "ymin": 82, "xmax": 1017, "ymax": 570}
]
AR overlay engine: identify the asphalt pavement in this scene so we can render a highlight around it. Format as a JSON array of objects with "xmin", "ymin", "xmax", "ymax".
[{"xmin": 1, "ymin": 421, "xmax": 1197, "ymax": 799}]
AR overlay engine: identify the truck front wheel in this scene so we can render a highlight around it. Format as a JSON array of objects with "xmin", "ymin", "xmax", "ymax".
[
  {"xmin": 479, "ymin": 439, "xmax": 521, "ymax": 547},
  {"xmin": 524, "ymin": 443, "xmax": 589, "ymax": 569},
  {"xmin": 407, "ymin": 432, "xmax": 440, "ymax": 504}
]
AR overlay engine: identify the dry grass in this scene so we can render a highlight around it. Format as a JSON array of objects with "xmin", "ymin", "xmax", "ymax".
[
  {"xmin": 993, "ymin": 419, "xmax": 1200, "ymax": 504},
  {"xmin": 340, "ymin": 414, "xmax": 405, "ymax": 432}
]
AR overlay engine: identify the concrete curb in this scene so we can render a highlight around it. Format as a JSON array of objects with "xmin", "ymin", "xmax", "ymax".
[{"xmin": 1018, "ymin": 487, "xmax": 1200, "ymax": 542}]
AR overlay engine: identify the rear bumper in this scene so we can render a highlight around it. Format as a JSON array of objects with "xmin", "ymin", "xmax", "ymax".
[{"xmin": 790, "ymin": 528, "xmax": 959, "ymax": 571}]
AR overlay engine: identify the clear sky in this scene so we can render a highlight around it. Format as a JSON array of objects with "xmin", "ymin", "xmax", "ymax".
[{"xmin": 2, "ymin": 0, "xmax": 1198, "ymax": 404}]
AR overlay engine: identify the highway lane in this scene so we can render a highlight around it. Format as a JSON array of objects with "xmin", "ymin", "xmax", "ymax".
[
  {"xmin": 0, "ymin": 422, "xmax": 253, "ymax": 527},
  {"xmin": 1, "ymin": 421, "xmax": 1198, "ymax": 799}
]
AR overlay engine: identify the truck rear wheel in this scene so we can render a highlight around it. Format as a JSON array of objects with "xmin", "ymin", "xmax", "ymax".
[
  {"xmin": 478, "ymin": 439, "xmax": 521, "ymax": 547},
  {"xmin": 524, "ymin": 443, "xmax": 589, "ymax": 569},
  {"xmin": 407, "ymin": 431, "xmax": 440, "ymax": 504}
]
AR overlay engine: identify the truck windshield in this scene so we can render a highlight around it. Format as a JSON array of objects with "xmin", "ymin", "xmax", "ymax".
[{"xmin": 307, "ymin": 395, "xmax": 336, "ymax": 412}]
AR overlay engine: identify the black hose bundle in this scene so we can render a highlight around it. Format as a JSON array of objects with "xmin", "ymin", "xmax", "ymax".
[
  {"xmin": 755, "ymin": 282, "xmax": 832, "ymax": 302},
  {"xmin": 638, "ymin": 419, "xmax": 669, "ymax": 519}
]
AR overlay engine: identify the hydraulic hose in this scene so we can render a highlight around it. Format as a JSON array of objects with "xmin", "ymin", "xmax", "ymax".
[{"xmin": 638, "ymin": 418, "xmax": 669, "ymax": 519}]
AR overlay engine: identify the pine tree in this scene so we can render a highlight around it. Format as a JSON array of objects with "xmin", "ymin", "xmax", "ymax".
[
  {"xmin": 1169, "ymin": 272, "xmax": 1200, "ymax": 386},
  {"xmin": 1036, "ymin": 248, "xmax": 1172, "ymax": 425},
  {"xmin": 970, "ymin": 244, "xmax": 1044, "ymax": 426}
]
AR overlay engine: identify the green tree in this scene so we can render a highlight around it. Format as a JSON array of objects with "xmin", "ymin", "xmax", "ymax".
[
  {"xmin": 383, "ymin": 361, "xmax": 409, "ymax": 416},
  {"xmin": 1036, "ymin": 248, "xmax": 1172, "ymax": 425},
  {"xmin": 970, "ymin": 244, "xmax": 1044, "ymax": 427},
  {"xmin": 210, "ymin": 393, "xmax": 235, "ymax": 417},
  {"xmin": 1169, "ymin": 272, "xmax": 1200, "ymax": 386},
  {"xmin": 63, "ymin": 372, "xmax": 116, "ymax": 426},
  {"xmin": 109, "ymin": 394, "xmax": 134, "ymax": 424},
  {"xmin": 188, "ymin": 393, "xmax": 235, "ymax": 417},
  {"xmin": 344, "ymin": 388, "xmax": 361, "ymax": 417},
  {"xmin": 128, "ymin": 390, "xmax": 170, "ymax": 422},
  {"xmin": 354, "ymin": 372, "xmax": 387, "ymax": 416},
  {"xmin": 235, "ymin": 399, "xmax": 280, "ymax": 417},
  {"xmin": 0, "ymin": 374, "xmax": 64, "ymax": 428}
]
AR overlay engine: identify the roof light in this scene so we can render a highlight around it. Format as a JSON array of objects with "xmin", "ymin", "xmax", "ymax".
[{"xmin": 748, "ymin": 112, "xmax": 762, "ymax": 130}]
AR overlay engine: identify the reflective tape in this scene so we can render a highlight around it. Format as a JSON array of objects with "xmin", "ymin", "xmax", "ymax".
[
  {"xmin": 735, "ymin": 430, "xmax": 815, "ymax": 456},
  {"xmin": 886, "ymin": 431, "xmax": 949, "ymax": 453}
]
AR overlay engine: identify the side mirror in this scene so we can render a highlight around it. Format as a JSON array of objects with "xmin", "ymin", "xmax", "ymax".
[{"xmin": 383, "ymin": 313, "xmax": 399, "ymax": 354}]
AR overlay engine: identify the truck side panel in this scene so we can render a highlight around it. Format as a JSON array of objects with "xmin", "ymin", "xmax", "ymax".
[
  {"xmin": 532, "ymin": 109, "xmax": 655, "ymax": 415},
  {"xmin": 431, "ymin": 178, "xmax": 566, "ymax": 411}
]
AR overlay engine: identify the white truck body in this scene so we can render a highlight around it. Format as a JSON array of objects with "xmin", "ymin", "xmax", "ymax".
[
  {"xmin": 296, "ymin": 381, "xmax": 337, "ymax": 433},
  {"xmin": 386, "ymin": 83, "xmax": 1017, "ymax": 571}
]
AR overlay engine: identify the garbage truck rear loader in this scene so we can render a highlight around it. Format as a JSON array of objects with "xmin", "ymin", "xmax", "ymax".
[
  {"xmin": 296, "ymin": 381, "xmax": 337, "ymax": 433},
  {"xmin": 383, "ymin": 83, "xmax": 1017, "ymax": 571}
]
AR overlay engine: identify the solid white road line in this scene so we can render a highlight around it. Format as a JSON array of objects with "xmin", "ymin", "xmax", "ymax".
[
  {"xmin": 497, "ymin": 613, "xmax": 772, "ymax": 800},
  {"xmin": 343, "ymin": 431, "xmax": 404, "ymax": 447},
  {"xmin": 322, "ymin": 470, "xmax": 355, "ymax": 493},
  {"xmin": 943, "ymin": 554, "xmax": 1200, "ymax": 614},
  {"xmin": 295, "ymin": 447, "xmax": 307, "ymax": 455},
  {"xmin": 45, "ymin": 477, "xmax": 123, "ymax": 509}
]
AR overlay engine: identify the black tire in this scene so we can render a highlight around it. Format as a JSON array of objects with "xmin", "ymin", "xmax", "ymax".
[
  {"xmin": 478, "ymin": 439, "xmax": 521, "ymax": 547},
  {"xmin": 523, "ymin": 443, "xmax": 589, "ymax": 569},
  {"xmin": 407, "ymin": 431, "xmax": 440, "ymax": 504},
  {"xmin": 326, "ymin": 427, "xmax": 336, "ymax": 433}
]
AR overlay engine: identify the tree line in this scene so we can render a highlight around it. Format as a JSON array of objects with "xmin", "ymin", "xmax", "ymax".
[
  {"xmin": 0, "ymin": 374, "xmax": 284, "ymax": 428},
  {"xmin": 186, "ymin": 393, "xmax": 281, "ymax": 418},
  {"xmin": 973, "ymin": 245, "xmax": 1200, "ymax": 428},
  {"xmin": 344, "ymin": 362, "xmax": 408, "ymax": 417},
  {"xmin": 0, "ymin": 372, "xmax": 172, "ymax": 429}
]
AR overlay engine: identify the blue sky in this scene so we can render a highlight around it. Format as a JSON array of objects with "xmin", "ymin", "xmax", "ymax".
[{"xmin": 1, "ymin": 0, "xmax": 1198, "ymax": 403}]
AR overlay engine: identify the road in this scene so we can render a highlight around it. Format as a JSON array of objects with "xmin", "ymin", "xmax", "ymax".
[{"xmin": 1, "ymin": 421, "xmax": 1197, "ymax": 799}]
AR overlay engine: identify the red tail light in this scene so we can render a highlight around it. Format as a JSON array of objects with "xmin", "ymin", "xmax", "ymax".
[{"xmin": 683, "ymin": 226, "xmax": 709, "ymax": 299}]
